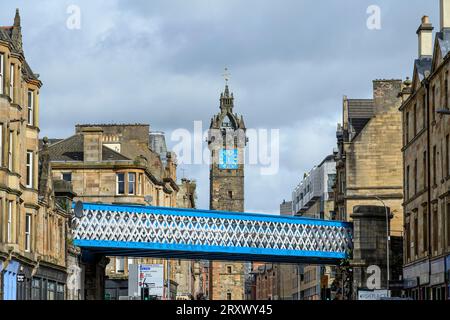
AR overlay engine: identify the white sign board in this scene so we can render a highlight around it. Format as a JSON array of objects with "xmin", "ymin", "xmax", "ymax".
[
  {"xmin": 358, "ymin": 290, "xmax": 391, "ymax": 300},
  {"xmin": 138, "ymin": 264, "xmax": 164, "ymax": 298}
]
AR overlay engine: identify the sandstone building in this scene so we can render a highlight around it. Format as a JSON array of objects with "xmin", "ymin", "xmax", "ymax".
[
  {"xmin": 46, "ymin": 124, "xmax": 197, "ymax": 299},
  {"xmin": 207, "ymin": 83, "xmax": 247, "ymax": 300},
  {"xmin": 0, "ymin": 10, "xmax": 76, "ymax": 300},
  {"xmin": 334, "ymin": 80, "xmax": 405, "ymax": 236},
  {"xmin": 400, "ymin": 2, "xmax": 450, "ymax": 300}
]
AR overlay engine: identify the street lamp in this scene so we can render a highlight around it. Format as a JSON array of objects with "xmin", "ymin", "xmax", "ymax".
[
  {"xmin": 374, "ymin": 196, "xmax": 390, "ymax": 292},
  {"xmin": 437, "ymin": 109, "xmax": 450, "ymax": 115}
]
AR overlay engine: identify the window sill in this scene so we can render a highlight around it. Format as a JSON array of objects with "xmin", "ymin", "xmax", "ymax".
[{"xmin": 26, "ymin": 124, "xmax": 39, "ymax": 130}]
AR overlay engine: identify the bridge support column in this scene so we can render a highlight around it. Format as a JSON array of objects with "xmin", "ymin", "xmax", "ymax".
[
  {"xmin": 82, "ymin": 254, "xmax": 110, "ymax": 300},
  {"xmin": 350, "ymin": 205, "xmax": 392, "ymax": 299}
]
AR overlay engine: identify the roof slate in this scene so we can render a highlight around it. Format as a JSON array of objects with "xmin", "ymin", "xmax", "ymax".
[
  {"xmin": 45, "ymin": 135, "xmax": 131, "ymax": 162},
  {"xmin": 347, "ymin": 99, "xmax": 374, "ymax": 138}
]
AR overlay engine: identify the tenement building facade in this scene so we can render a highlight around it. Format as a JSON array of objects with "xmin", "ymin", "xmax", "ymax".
[
  {"xmin": 46, "ymin": 124, "xmax": 196, "ymax": 299},
  {"xmin": 401, "ymin": 5, "xmax": 450, "ymax": 300},
  {"xmin": 1, "ymin": 10, "xmax": 76, "ymax": 300},
  {"xmin": 334, "ymin": 80, "xmax": 405, "ymax": 236},
  {"xmin": 207, "ymin": 83, "xmax": 247, "ymax": 300}
]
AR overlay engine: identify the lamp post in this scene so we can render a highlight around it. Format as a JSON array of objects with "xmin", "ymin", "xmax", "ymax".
[{"xmin": 374, "ymin": 196, "xmax": 390, "ymax": 292}]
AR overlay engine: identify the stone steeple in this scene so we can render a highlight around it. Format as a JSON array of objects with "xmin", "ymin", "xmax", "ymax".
[
  {"xmin": 220, "ymin": 85, "xmax": 234, "ymax": 112},
  {"xmin": 11, "ymin": 9, "xmax": 23, "ymax": 54}
]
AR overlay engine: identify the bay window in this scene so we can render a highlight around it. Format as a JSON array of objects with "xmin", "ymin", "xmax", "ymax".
[
  {"xmin": 25, "ymin": 213, "xmax": 31, "ymax": 252},
  {"xmin": 116, "ymin": 173, "xmax": 125, "ymax": 195},
  {"xmin": 26, "ymin": 151, "xmax": 33, "ymax": 188},
  {"xmin": 128, "ymin": 172, "xmax": 136, "ymax": 195},
  {"xmin": 7, "ymin": 201, "xmax": 13, "ymax": 243},
  {"xmin": 8, "ymin": 130, "xmax": 13, "ymax": 171},
  {"xmin": 117, "ymin": 172, "xmax": 140, "ymax": 195},
  {"xmin": 10, "ymin": 63, "xmax": 14, "ymax": 101},
  {"xmin": 27, "ymin": 90, "xmax": 34, "ymax": 126}
]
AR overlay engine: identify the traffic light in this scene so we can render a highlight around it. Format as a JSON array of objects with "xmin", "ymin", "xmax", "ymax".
[{"xmin": 141, "ymin": 287, "xmax": 150, "ymax": 301}]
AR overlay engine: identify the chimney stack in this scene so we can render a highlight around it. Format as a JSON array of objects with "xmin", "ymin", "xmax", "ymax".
[
  {"xmin": 81, "ymin": 127, "xmax": 103, "ymax": 162},
  {"xmin": 417, "ymin": 15, "xmax": 433, "ymax": 58},
  {"xmin": 441, "ymin": 0, "xmax": 450, "ymax": 31}
]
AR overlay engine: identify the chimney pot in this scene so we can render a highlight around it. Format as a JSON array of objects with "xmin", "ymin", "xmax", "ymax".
[
  {"xmin": 441, "ymin": 0, "xmax": 450, "ymax": 31},
  {"xmin": 417, "ymin": 16, "xmax": 433, "ymax": 58}
]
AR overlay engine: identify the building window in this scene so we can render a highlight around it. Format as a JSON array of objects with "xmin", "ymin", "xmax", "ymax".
[
  {"xmin": 228, "ymin": 191, "xmax": 233, "ymax": 199},
  {"xmin": 7, "ymin": 200, "xmax": 13, "ymax": 243},
  {"xmin": 414, "ymin": 159, "xmax": 418, "ymax": 195},
  {"xmin": 433, "ymin": 145, "xmax": 437, "ymax": 186},
  {"xmin": 128, "ymin": 172, "xmax": 136, "ymax": 195},
  {"xmin": 62, "ymin": 172, "xmax": 72, "ymax": 182},
  {"xmin": 9, "ymin": 63, "xmax": 14, "ymax": 101},
  {"xmin": 227, "ymin": 292, "xmax": 232, "ymax": 300},
  {"xmin": 56, "ymin": 284, "xmax": 64, "ymax": 301},
  {"xmin": 414, "ymin": 215, "xmax": 418, "ymax": 257},
  {"xmin": 423, "ymin": 151, "xmax": 427, "ymax": 189},
  {"xmin": 26, "ymin": 151, "xmax": 33, "ymax": 188},
  {"xmin": 116, "ymin": 173, "xmax": 125, "ymax": 195},
  {"xmin": 423, "ymin": 205, "xmax": 428, "ymax": 252},
  {"xmin": 138, "ymin": 174, "xmax": 143, "ymax": 195},
  {"xmin": 406, "ymin": 166, "xmax": 410, "ymax": 200},
  {"xmin": 27, "ymin": 90, "xmax": 34, "ymax": 126},
  {"xmin": 446, "ymin": 71, "xmax": 449, "ymax": 110},
  {"xmin": 446, "ymin": 135, "xmax": 450, "ymax": 177},
  {"xmin": 32, "ymin": 278, "xmax": 41, "ymax": 300},
  {"xmin": 405, "ymin": 112, "xmax": 409, "ymax": 143},
  {"xmin": 433, "ymin": 207, "xmax": 438, "ymax": 253},
  {"xmin": 25, "ymin": 213, "xmax": 31, "ymax": 252},
  {"xmin": 8, "ymin": 130, "xmax": 13, "ymax": 171},
  {"xmin": 0, "ymin": 123, "xmax": 3, "ymax": 166},
  {"xmin": 432, "ymin": 86, "xmax": 436, "ymax": 122},
  {"xmin": 227, "ymin": 266, "xmax": 232, "ymax": 274},
  {"xmin": 0, "ymin": 53, "xmax": 3, "ymax": 94},
  {"xmin": 413, "ymin": 103, "xmax": 417, "ymax": 136},
  {"xmin": 116, "ymin": 257, "xmax": 125, "ymax": 273},
  {"xmin": 47, "ymin": 282, "xmax": 56, "ymax": 300},
  {"xmin": 405, "ymin": 221, "xmax": 410, "ymax": 261},
  {"xmin": 422, "ymin": 94, "xmax": 426, "ymax": 129}
]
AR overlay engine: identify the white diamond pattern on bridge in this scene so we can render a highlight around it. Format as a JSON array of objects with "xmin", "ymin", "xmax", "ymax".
[{"xmin": 73, "ymin": 206, "xmax": 352, "ymax": 257}]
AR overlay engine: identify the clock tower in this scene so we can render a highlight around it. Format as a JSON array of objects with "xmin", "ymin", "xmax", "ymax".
[{"xmin": 207, "ymin": 79, "xmax": 247, "ymax": 300}]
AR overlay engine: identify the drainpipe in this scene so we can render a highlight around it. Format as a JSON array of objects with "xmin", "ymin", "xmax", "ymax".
[{"xmin": 425, "ymin": 77, "xmax": 432, "ymax": 300}]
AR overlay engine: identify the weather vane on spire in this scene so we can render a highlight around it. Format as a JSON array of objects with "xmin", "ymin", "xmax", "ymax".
[{"xmin": 222, "ymin": 67, "xmax": 231, "ymax": 84}]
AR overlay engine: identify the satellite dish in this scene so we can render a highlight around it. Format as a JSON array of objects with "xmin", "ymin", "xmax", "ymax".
[
  {"xmin": 74, "ymin": 201, "xmax": 84, "ymax": 218},
  {"xmin": 144, "ymin": 195, "xmax": 153, "ymax": 205}
]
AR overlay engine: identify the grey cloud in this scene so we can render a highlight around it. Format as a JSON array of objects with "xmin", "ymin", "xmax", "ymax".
[{"xmin": 0, "ymin": 0, "xmax": 440, "ymax": 212}]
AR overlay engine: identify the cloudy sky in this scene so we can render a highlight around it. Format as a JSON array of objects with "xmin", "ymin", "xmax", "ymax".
[{"xmin": 0, "ymin": 0, "xmax": 440, "ymax": 213}]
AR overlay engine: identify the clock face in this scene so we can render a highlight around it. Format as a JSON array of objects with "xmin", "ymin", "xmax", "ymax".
[{"xmin": 219, "ymin": 149, "xmax": 239, "ymax": 170}]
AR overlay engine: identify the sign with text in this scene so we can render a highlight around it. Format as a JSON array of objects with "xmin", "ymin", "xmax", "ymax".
[
  {"xmin": 138, "ymin": 264, "xmax": 164, "ymax": 298},
  {"xmin": 357, "ymin": 289, "xmax": 390, "ymax": 300}
]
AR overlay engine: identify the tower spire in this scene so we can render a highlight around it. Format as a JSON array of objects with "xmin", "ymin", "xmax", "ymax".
[
  {"xmin": 12, "ymin": 8, "xmax": 23, "ymax": 53},
  {"xmin": 14, "ymin": 8, "xmax": 21, "ymax": 27},
  {"xmin": 220, "ymin": 68, "xmax": 234, "ymax": 111}
]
